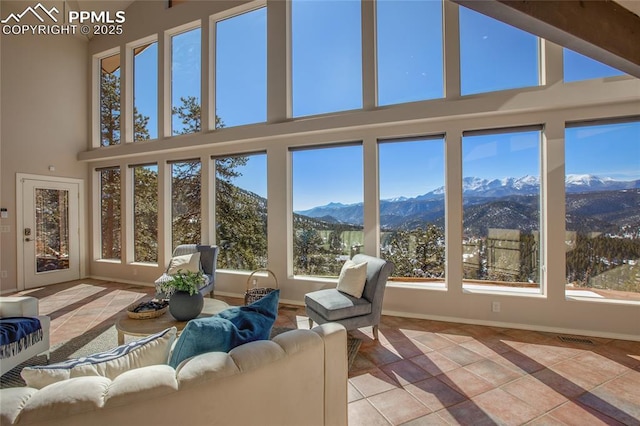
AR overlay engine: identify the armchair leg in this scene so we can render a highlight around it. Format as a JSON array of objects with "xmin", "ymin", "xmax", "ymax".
[
  {"xmin": 373, "ymin": 325, "xmax": 379, "ymax": 340},
  {"xmin": 308, "ymin": 318, "xmax": 313, "ymax": 329}
]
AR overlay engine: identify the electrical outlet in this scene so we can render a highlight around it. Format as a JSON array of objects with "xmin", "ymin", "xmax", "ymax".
[
  {"xmin": 492, "ymin": 301, "xmax": 501, "ymax": 312},
  {"xmin": 0, "ymin": 225, "xmax": 10, "ymax": 233},
  {"xmin": 133, "ymin": 268, "xmax": 138, "ymax": 276},
  {"xmin": 0, "ymin": 271, "xmax": 7, "ymax": 279}
]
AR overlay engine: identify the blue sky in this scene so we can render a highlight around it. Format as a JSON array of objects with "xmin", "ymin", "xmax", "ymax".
[
  {"xmin": 463, "ymin": 131, "xmax": 540, "ymax": 180},
  {"xmin": 134, "ymin": 42, "xmax": 157, "ymax": 139},
  {"xmin": 172, "ymin": 27, "xmax": 201, "ymax": 134},
  {"xmin": 127, "ymin": 1, "xmax": 638, "ymax": 211}
]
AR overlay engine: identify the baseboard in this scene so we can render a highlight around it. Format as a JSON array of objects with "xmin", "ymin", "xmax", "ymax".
[
  {"xmin": 88, "ymin": 275, "xmax": 153, "ymax": 287},
  {"xmin": 25, "ymin": 283, "xmax": 639, "ymax": 342},
  {"xmin": 382, "ymin": 309, "xmax": 640, "ymax": 343}
]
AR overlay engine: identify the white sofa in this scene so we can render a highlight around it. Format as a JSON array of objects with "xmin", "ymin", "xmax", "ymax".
[
  {"xmin": 0, "ymin": 323, "xmax": 348, "ymax": 426},
  {"xmin": 0, "ymin": 297, "xmax": 50, "ymax": 376}
]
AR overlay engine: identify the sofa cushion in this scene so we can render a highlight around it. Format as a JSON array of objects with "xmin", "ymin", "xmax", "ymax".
[
  {"xmin": 21, "ymin": 327, "xmax": 176, "ymax": 389},
  {"xmin": 104, "ymin": 365, "xmax": 178, "ymax": 408},
  {"xmin": 0, "ymin": 387, "xmax": 37, "ymax": 425},
  {"xmin": 169, "ymin": 290, "xmax": 279, "ymax": 368},
  {"xmin": 19, "ymin": 376, "xmax": 110, "ymax": 424},
  {"xmin": 336, "ymin": 260, "xmax": 368, "ymax": 298},
  {"xmin": 305, "ymin": 288, "xmax": 372, "ymax": 321}
]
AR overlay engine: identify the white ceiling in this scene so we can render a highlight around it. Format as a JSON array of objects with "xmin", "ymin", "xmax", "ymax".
[
  {"xmin": 75, "ymin": 0, "xmax": 134, "ymax": 14},
  {"xmin": 616, "ymin": 0, "xmax": 640, "ymax": 17}
]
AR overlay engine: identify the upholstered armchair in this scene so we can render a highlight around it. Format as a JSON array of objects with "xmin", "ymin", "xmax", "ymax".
[
  {"xmin": 305, "ymin": 254, "xmax": 394, "ymax": 340},
  {"xmin": 155, "ymin": 245, "xmax": 218, "ymax": 298}
]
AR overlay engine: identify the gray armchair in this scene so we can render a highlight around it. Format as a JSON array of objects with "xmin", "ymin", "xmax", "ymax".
[
  {"xmin": 305, "ymin": 254, "xmax": 394, "ymax": 340},
  {"xmin": 156, "ymin": 244, "xmax": 218, "ymax": 298}
]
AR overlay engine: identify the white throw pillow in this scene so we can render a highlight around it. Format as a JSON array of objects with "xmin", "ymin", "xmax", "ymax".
[
  {"xmin": 167, "ymin": 252, "xmax": 201, "ymax": 275},
  {"xmin": 21, "ymin": 327, "xmax": 177, "ymax": 389},
  {"xmin": 336, "ymin": 260, "xmax": 368, "ymax": 298}
]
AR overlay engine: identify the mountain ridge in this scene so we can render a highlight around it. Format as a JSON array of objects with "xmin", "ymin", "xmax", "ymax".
[
  {"xmin": 297, "ymin": 174, "xmax": 639, "ymax": 215},
  {"xmin": 294, "ymin": 175, "xmax": 639, "ymax": 234}
]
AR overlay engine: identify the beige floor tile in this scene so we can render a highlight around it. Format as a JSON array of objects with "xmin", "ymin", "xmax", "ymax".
[
  {"xmin": 368, "ymin": 388, "xmax": 432, "ymax": 425},
  {"xmin": 6, "ymin": 280, "xmax": 639, "ymax": 426},
  {"xmin": 348, "ymin": 398, "xmax": 392, "ymax": 426}
]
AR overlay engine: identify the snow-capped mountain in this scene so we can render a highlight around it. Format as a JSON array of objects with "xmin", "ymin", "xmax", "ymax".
[
  {"xmin": 414, "ymin": 174, "xmax": 637, "ymax": 200},
  {"xmin": 295, "ymin": 175, "xmax": 639, "ymax": 227}
]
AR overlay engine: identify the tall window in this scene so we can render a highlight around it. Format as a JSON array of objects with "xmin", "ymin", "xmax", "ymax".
[
  {"xmin": 462, "ymin": 129, "xmax": 541, "ymax": 290},
  {"xmin": 292, "ymin": 144, "xmax": 363, "ymax": 276},
  {"xmin": 132, "ymin": 164, "xmax": 158, "ymax": 262},
  {"xmin": 133, "ymin": 42, "xmax": 158, "ymax": 141},
  {"xmin": 171, "ymin": 160, "xmax": 201, "ymax": 250},
  {"xmin": 100, "ymin": 167, "xmax": 121, "ymax": 260},
  {"xmin": 292, "ymin": 0, "xmax": 362, "ymax": 117},
  {"xmin": 377, "ymin": 0, "xmax": 443, "ymax": 105},
  {"xmin": 379, "ymin": 137, "xmax": 445, "ymax": 281},
  {"xmin": 100, "ymin": 53, "xmax": 121, "ymax": 146},
  {"xmin": 459, "ymin": 7, "xmax": 539, "ymax": 95},
  {"xmin": 563, "ymin": 48, "xmax": 625, "ymax": 83},
  {"xmin": 565, "ymin": 121, "xmax": 640, "ymax": 301},
  {"xmin": 216, "ymin": 8, "xmax": 266, "ymax": 128},
  {"xmin": 171, "ymin": 28, "xmax": 201, "ymax": 135},
  {"xmin": 215, "ymin": 153, "xmax": 267, "ymax": 270}
]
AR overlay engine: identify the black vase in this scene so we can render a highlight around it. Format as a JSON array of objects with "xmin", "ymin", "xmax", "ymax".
[{"xmin": 169, "ymin": 290, "xmax": 204, "ymax": 321}]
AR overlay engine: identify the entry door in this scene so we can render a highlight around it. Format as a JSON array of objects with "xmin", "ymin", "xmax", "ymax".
[{"xmin": 21, "ymin": 178, "xmax": 80, "ymax": 287}]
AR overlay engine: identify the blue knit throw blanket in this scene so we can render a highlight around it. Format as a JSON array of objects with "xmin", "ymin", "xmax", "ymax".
[{"xmin": 0, "ymin": 317, "xmax": 43, "ymax": 359}]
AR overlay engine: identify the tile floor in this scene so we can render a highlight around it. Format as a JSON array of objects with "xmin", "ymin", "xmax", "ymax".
[{"xmin": 5, "ymin": 279, "xmax": 640, "ymax": 425}]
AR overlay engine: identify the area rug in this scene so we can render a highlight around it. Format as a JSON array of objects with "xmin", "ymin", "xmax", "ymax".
[
  {"xmin": 1, "ymin": 325, "xmax": 362, "ymax": 389},
  {"xmin": 1, "ymin": 324, "xmax": 119, "ymax": 389}
]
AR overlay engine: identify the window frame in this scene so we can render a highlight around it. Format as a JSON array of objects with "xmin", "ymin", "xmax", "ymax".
[
  {"xmin": 96, "ymin": 166, "xmax": 123, "ymax": 262},
  {"xmin": 127, "ymin": 35, "xmax": 159, "ymax": 143},
  {"xmin": 460, "ymin": 125, "xmax": 545, "ymax": 296},
  {"xmin": 210, "ymin": 1, "xmax": 267, "ymax": 130},
  {"xmin": 377, "ymin": 135, "xmax": 447, "ymax": 284},
  {"xmin": 212, "ymin": 151, "xmax": 269, "ymax": 272},
  {"xmin": 128, "ymin": 162, "xmax": 160, "ymax": 264},
  {"xmin": 289, "ymin": 141, "xmax": 364, "ymax": 279},
  {"xmin": 94, "ymin": 47, "xmax": 122, "ymax": 148},
  {"xmin": 166, "ymin": 21, "xmax": 203, "ymax": 137}
]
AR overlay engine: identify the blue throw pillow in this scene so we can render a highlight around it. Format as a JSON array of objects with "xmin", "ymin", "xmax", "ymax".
[{"xmin": 169, "ymin": 290, "xmax": 279, "ymax": 368}]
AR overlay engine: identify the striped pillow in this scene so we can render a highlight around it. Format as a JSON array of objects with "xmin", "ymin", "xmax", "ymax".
[{"xmin": 21, "ymin": 327, "xmax": 176, "ymax": 389}]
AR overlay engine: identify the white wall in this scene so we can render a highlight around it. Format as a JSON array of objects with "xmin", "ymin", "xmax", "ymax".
[{"xmin": 0, "ymin": 1, "xmax": 90, "ymax": 292}]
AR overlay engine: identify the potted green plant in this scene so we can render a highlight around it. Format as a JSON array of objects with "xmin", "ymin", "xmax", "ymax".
[{"xmin": 158, "ymin": 269, "xmax": 205, "ymax": 321}]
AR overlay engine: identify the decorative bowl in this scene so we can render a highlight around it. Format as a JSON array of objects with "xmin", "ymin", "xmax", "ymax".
[{"xmin": 126, "ymin": 299, "xmax": 169, "ymax": 320}]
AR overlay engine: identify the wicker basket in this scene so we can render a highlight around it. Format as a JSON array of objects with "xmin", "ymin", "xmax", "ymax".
[
  {"xmin": 245, "ymin": 269, "xmax": 278, "ymax": 305},
  {"xmin": 126, "ymin": 300, "xmax": 169, "ymax": 320}
]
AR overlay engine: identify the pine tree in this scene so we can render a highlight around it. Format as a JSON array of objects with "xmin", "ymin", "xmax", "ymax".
[
  {"xmin": 100, "ymin": 70, "xmax": 152, "ymax": 260},
  {"xmin": 172, "ymin": 96, "xmax": 267, "ymax": 270}
]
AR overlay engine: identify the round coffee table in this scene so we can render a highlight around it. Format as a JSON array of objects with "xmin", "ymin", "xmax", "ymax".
[{"xmin": 115, "ymin": 298, "xmax": 230, "ymax": 345}]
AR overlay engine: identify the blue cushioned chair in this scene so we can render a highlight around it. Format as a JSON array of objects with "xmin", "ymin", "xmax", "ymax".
[
  {"xmin": 305, "ymin": 254, "xmax": 394, "ymax": 340},
  {"xmin": 157, "ymin": 244, "xmax": 218, "ymax": 298}
]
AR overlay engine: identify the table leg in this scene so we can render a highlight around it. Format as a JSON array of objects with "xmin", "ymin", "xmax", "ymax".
[{"xmin": 117, "ymin": 330, "xmax": 124, "ymax": 346}]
